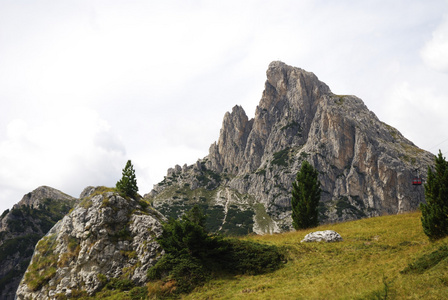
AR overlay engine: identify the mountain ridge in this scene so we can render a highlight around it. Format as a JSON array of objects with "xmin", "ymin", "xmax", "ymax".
[
  {"xmin": 147, "ymin": 61, "xmax": 434, "ymax": 234},
  {"xmin": 15, "ymin": 186, "xmax": 165, "ymax": 299},
  {"xmin": 9, "ymin": 61, "xmax": 438, "ymax": 298},
  {"xmin": 0, "ymin": 186, "xmax": 77, "ymax": 300}
]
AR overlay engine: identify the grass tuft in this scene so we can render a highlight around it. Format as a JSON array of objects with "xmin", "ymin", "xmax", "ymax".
[{"xmin": 401, "ymin": 244, "xmax": 448, "ymax": 274}]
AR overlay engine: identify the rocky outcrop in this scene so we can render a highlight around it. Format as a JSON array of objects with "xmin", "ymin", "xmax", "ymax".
[
  {"xmin": 0, "ymin": 186, "xmax": 77, "ymax": 300},
  {"xmin": 15, "ymin": 186, "xmax": 74, "ymax": 210},
  {"xmin": 16, "ymin": 187, "xmax": 165, "ymax": 299},
  {"xmin": 301, "ymin": 230, "xmax": 343, "ymax": 243},
  {"xmin": 147, "ymin": 61, "xmax": 434, "ymax": 234}
]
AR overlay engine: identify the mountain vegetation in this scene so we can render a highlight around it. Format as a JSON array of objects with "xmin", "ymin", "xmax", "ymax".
[
  {"xmin": 15, "ymin": 186, "xmax": 165, "ymax": 299},
  {"xmin": 0, "ymin": 187, "xmax": 77, "ymax": 300},
  {"xmin": 9, "ymin": 62, "xmax": 443, "ymax": 299},
  {"xmin": 147, "ymin": 61, "xmax": 434, "ymax": 235},
  {"xmin": 35, "ymin": 211, "xmax": 448, "ymax": 299},
  {"xmin": 147, "ymin": 206, "xmax": 285, "ymax": 296},
  {"xmin": 116, "ymin": 160, "xmax": 139, "ymax": 198},
  {"xmin": 291, "ymin": 161, "xmax": 321, "ymax": 230},
  {"xmin": 182, "ymin": 211, "xmax": 448, "ymax": 299},
  {"xmin": 421, "ymin": 150, "xmax": 448, "ymax": 240}
]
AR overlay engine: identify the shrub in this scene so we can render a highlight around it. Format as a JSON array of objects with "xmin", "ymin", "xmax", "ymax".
[
  {"xmin": 148, "ymin": 206, "xmax": 285, "ymax": 296},
  {"xmin": 105, "ymin": 278, "xmax": 135, "ymax": 291},
  {"xmin": 272, "ymin": 148, "xmax": 290, "ymax": 167},
  {"xmin": 216, "ymin": 238, "xmax": 285, "ymax": 275},
  {"xmin": 129, "ymin": 286, "xmax": 148, "ymax": 300},
  {"xmin": 401, "ymin": 245, "xmax": 448, "ymax": 274},
  {"xmin": 0, "ymin": 208, "xmax": 9, "ymax": 219}
]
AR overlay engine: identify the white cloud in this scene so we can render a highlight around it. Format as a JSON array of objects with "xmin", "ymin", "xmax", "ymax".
[
  {"xmin": 0, "ymin": 106, "xmax": 126, "ymax": 210},
  {"xmin": 421, "ymin": 15, "xmax": 448, "ymax": 73},
  {"xmin": 0, "ymin": 0, "xmax": 448, "ymax": 214},
  {"xmin": 383, "ymin": 81, "xmax": 448, "ymax": 153}
]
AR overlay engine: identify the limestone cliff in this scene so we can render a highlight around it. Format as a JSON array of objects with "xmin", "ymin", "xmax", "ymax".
[
  {"xmin": 16, "ymin": 187, "xmax": 165, "ymax": 299},
  {"xmin": 147, "ymin": 61, "xmax": 434, "ymax": 234},
  {"xmin": 0, "ymin": 186, "xmax": 76, "ymax": 300}
]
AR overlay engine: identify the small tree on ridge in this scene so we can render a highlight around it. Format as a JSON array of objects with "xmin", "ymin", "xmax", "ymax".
[
  {"xmin": 116, "ymin": 160, "xmax": 138, "ymax": 198},
  {"xmin": 291, "ymin": 160, "xmax": 321, "ymax": 230},
  {"xmin": 421, "ymin": 150, "xmax": 448, "ymax": 240}
]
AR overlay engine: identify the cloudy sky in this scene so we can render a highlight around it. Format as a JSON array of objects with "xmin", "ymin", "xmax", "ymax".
[{"xmin": 1, "ymin": 0, "xmax": 447, "ymax": 213}]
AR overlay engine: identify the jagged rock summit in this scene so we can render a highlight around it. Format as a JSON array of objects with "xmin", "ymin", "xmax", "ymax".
[
  {"xmin": 15, "ymin": 186, "xmax": 74, "ymax": 210},
  {"xmin": 0, "ymin": 186, "xmax": 77, "ymax": 300},
  {"xmin": 16, "ymin": 187, "xmax": 165, "ymax": 299},
  {"xmin": 148, "ymin": 61, "xmax": 434, "ymax": 234}
]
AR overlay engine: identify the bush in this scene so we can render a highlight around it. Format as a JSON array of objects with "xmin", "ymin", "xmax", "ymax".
[
  {"xmin": 401, "ymin": 245, "xmax": 448, "ymax": 274},
  {"xmin": 148, "ymin": 206, "xmax": 285, "ymax": 296},
  {"xmin": 129, "ymin": 286, "xmax": 148, "ymax": 300},
  {"xmin": 105, "ymin": 278, "xmax": 135, "ymax": 291},
  {"xmin": 272, "ymin": 148, "xmax": 290, "ymax": 167},
  {"xmin": 220, "ymin": 239, "xmax": 285, "ymax": 275},
  {"xmin": 0, "ymin": 208, "xmax": 9, "ymax": 219}
]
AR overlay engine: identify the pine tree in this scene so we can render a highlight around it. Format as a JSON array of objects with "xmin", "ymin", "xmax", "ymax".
[
  {"xmin": 421, "ymin": 150, "xmax": 448, "ymax": 240},
  {"xmin": 291, "ymin": 160, "xmax": 321, "ymax": 230},
  {"xmin": 116, "ymin": 160, "xmax": 138, "ymax": 198}
]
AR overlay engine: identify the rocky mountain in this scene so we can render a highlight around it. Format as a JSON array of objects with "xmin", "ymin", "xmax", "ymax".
[
  {"xmin": 16, "ymin": 186, "xmax": 165, "ymax": 299},
  {"xmin": 147, "ymin": 61, "xmax": 434, "ymax": 234},
  {"xmin": 0, "ymin": 186, "xmax": 77, "ymax": 300}
]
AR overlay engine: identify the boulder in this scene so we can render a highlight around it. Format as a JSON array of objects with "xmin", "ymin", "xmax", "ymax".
[{"xmin": 301, "ymin": 230, "xmax": 343, "ymax": 243}]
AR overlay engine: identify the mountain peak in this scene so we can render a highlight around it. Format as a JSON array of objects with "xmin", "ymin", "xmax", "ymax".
[
  {"xmin": 0, "ymin": 186, "xmax": 78, "ymax": 300},
  {"xmin": 149, "ymin": 62, "xmax": 433, "ymax": 234},
  {"xmin": 16, "ymin": 186, "xmax": 74, "ymax": 209},
  {"xmin": 16, "ymin": 187, "xmax": 165, "ymax": 298}
]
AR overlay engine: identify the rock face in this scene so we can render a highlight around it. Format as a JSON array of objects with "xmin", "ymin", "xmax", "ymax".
[
  {"xmin": 147, "ymin": 61, "xmax": 434, "ymax": 235},
  {"xmin": 0, "ymin": 186, "xmax": 77, "ymax": 300},
  {"xmin": 301, "ymin": 230, "xmax": 343, "ymax": 243},
  {"xmin": 16, "ymin": 187, "xmax": 165, "ymax": 299}
]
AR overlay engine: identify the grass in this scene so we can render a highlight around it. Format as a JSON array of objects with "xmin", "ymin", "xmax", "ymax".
[
  {"xmin": 181, "ymin": 211, "xmax": 448, "ymax": 299},
  {"xmin": 24, "ymin": 234, "xmax": 59, "ymax": 291},
  {"xmin": 61, "ymin": 211, "xmax": 448, "ymax": 299}
]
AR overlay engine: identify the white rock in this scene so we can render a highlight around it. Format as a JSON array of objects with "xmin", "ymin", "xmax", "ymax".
[
  {"xmin": 301, "ymin": 230, "xmax": 343, "ymax": 243},
  {"xmin": 16, "ymin": 187, "xmax": 166, "ymax": 299}
]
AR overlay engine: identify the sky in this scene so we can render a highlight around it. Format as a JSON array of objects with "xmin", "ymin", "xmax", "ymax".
[{"xmin": 1, "ymin": 0, "xmax": 448, "ymax": 213}]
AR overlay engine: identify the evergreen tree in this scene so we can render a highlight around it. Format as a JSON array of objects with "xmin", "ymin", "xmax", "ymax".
[
  {"xmin": 421, "ymin": 150, "xmax": 448, "ymax": 240},
  {"xmin": 291, "ymin": 160, "xmax": 321, "ymax": 230},
  {"xmin": 116, "ymin": 160, "xmax": 138, "ymax": 198},
  {"xmin": 148, "ymin": 205, "xmax": 285, "ymax": 295}
]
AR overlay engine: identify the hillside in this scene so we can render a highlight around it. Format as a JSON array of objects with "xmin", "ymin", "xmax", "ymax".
[
  {"xmin": 72, "ymin": 211, "xmax": 448, "ymax": 299},
  {"xmin": 185, "ymin": 211, "xmax": 448, "ymax": 299},
  {"xmin": 147, "ymin": 61, "xmax": 434, "ymax": 235},
  {"xmin": 0, "ymin": 186, "xmax": 77, "ymax": 300},
  {"xmin": 15, "ymin": 187, "xmax": 165, "ymax": 299}
]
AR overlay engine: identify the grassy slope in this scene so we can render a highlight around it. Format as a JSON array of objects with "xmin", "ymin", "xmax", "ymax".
[
  {"xmin": 183, "ymin": 211, "xmax": 448, "ymax": 299},
  {"xmin": 83, "ymin": 211, "xmax": 448, "ymax": 299}
]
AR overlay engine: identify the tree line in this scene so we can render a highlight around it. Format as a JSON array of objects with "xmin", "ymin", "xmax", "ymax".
[{"xmin": 116, "ymin": 150, "xmax": 448, "ymax": 239}]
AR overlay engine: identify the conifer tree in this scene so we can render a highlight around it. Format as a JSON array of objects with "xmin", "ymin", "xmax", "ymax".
[
  {"xmin": 421, "ymin": 150, "xmax": 448, "ymax": 240},
  {"xmin": 116, "ymin": 160, "xmax": 138, "ymax": 198},
  {"xmin": 291, "ymin": 160, "xmax": 321, "ymax": 230}
]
